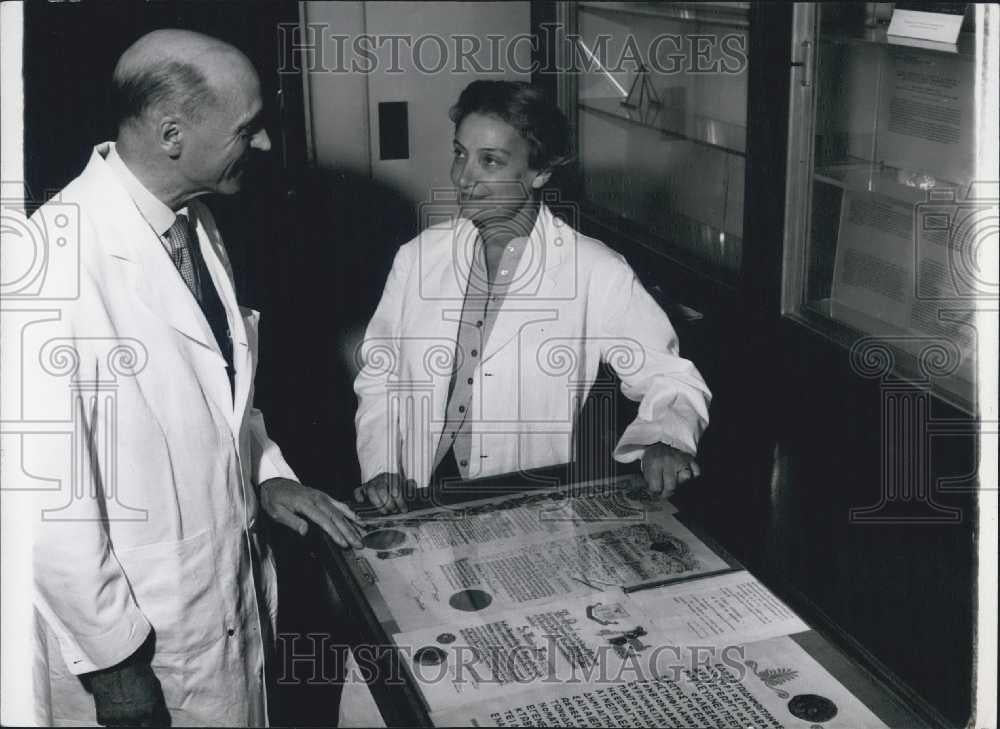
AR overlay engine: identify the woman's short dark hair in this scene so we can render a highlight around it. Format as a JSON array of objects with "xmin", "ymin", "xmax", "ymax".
[{"xmin": 449, "ymin": 81, "xmax": 571, "ymax": 170}]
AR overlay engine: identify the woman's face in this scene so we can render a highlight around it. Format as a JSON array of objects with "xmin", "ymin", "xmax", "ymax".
[{"xmin": 450, "ymin": 112, "xmax": 550, "ymax": 225}]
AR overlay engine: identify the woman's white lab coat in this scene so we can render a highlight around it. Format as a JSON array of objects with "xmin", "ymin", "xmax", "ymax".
[
  {"xmin": 20, "ymin": 144, "xmax": 297, "ymax": 726},
  {"xmin": 354, "ymin": 204, "xmax": 712, "ymax": 488}
]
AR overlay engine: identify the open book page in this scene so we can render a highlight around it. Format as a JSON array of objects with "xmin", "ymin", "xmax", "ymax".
[{"xmin": 630, "ymin": 570, "xmax": 809, "ymax": 647}]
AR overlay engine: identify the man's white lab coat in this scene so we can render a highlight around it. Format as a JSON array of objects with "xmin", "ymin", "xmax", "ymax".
[
  {"xmin": 18, "ymin": 144, "xmax": 296, "ymax": 726},
  {"xmin": 354, "ymin": 204, "xmax": 712, "ymax": 488}
]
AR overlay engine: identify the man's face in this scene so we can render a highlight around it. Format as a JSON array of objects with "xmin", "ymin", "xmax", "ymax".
[
  {"xmin": 450, "ymin": 112, "xmax": 549, "ymax": 226},
  {"xmin": 179, "ymin": 66, "xmax": 270, "ymax": 196}
]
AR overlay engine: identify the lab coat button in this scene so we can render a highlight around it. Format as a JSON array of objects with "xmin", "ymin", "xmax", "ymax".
[
  {"xmin": 460, "ymin": 459, "xmax": 468, "ymax": 467},
  {"xmin": 227, "ymin": 628, "xmax": 235, "ymax": 636}
]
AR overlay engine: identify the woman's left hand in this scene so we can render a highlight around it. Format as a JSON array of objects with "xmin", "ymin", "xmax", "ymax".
[{"xmin": 641, "ymin": 443, "xmax": 701, "ymax": 499}]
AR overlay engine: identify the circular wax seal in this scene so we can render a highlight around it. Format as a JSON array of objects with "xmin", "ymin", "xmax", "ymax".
[
  {"xmin": 362, "ymin": 529, "xmax": 406, "ymax": 550},
  {"xmin": 413, "ymin": 646, "xmax": 448, "ymax": 666},
  {"xmin": 437, "ymin": 633, "xmax": 457, "ymax": 644},
  {"xmin": 650, "ymin": 537, "xmax": 683, "ymax": 556},
  {"xmin": 788, "ymin": 694, "xmax": 838, "ymax": 723},
  {"xmin": 448, "ymin": 588, "xmax": 493, "ymax": 611}
]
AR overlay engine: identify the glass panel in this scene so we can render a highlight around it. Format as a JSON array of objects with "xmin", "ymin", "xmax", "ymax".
[
  {"xmin": 787, "ymin": 2, "xmax": 987, "ymax": 412},
  {"xmin": 570, "ymin": 1, "xmax": 750, "ymax": 281}
]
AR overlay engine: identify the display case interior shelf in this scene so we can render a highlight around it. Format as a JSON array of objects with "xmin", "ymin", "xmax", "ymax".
[
  {"xmin": 567, "ymin": 1, "xmax": 751, "ymax": 284},
  {"xmin": 783, "ymin": 3, "xmax": 987, "ymax": 413},
  {"xmin": 578, "ymin": 97, "xmax": 746, "ymax": 155},
  {"xmin": 813, "ymin": 160, "xmax": 963, "ymax": 204},
  {"xmin": 577, "ymin": 1, "xmax": 749, "ymax": 28},
  {"xmin": 820, "ymin": 25, "xmax": 977, "ymax": 59},
  {"xmin": 580, "ymin": 204, "xmax": 743, "ymax": 293}
]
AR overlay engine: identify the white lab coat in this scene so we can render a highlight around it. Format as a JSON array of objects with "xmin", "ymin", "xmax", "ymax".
[
  {"xmin": 19, "ymin": 144, "xmax": 297, "ymax": 726},
  {"xmin": 354, "ymin": 203, "xmax": 711, "ymax": 488}
]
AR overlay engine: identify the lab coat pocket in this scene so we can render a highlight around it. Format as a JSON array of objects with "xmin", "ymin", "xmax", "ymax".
[{"xmin": 115, "ymin": 529, "xmax": 225, "ymax": 655}]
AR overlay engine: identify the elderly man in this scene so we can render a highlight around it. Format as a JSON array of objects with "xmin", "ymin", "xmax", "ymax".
[{"xmin": 24, "ymin": 30, "xmax": 360, "ymax": 726}]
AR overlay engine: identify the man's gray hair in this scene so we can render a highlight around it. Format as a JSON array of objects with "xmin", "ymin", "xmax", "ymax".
[{"xmin": 111, "ymin": 59, "xmax": 218, "ymax": 128}]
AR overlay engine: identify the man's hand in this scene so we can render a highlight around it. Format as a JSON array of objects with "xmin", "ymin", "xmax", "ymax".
[
  {"xmin": 352, "ymin": 472, "xmax": 412, "ymax": 515},
  {"xmin": 86, "ymin": 650, "xmax": 170, "ymax": 727},
  {"xmin": 260, "ymin": 478, "xmax": 363, "ymax": 549},
  {"xmin": 641, "ymin": 443, "xmax": 701, "ymax": 499}
]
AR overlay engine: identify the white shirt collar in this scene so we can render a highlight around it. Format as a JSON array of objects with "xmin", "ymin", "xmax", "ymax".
[{"xmin": 104, "ymin": 141, "xmax": 179, "ymax": 237}]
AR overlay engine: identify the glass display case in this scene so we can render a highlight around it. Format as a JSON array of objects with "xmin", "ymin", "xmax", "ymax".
[
  {"xmin": 783, "ymin": 2, "xmax": 993, "ymax": 413},
  {"xmin": 557, "ymin": 2, "xmax": 751, "ymax": 284},
  {"xmin": 319, "ymin": 466, "xmax": 926, "ymax": 727}
]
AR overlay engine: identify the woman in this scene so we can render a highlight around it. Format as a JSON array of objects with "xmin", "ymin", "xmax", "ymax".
[{"xmin": 353, "ymin": 80, "xmax": 711, "ymax": 514}]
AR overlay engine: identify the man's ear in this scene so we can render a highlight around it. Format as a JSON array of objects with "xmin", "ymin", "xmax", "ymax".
[
  {"xmin": 530, "ymin": 168, "xmax": 552, "ymax": 189},
  {"xmin": 158, "ymin": 116, "xmax": 184, "ymax": 159}
]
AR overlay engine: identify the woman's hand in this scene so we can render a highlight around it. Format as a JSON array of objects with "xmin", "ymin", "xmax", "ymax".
[
  {"xmin": 352, "ymin": 472, "xmax": 413, "ymax": 515},
  {"xmin": 641, "ymin": 443, "xmax": 701, "ymax": 499}
]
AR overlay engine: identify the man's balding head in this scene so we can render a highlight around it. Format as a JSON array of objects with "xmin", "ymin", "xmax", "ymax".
[
  {"xmin": 111, "ymin": 29, "xmax": 270, "ymax": 206},
  {"xmin": 112, "ymin": 29, "xmax": 255, "ymax": 129}
]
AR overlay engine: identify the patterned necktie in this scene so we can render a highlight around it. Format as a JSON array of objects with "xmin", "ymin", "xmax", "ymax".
[
  {"xmin": 164, "ymin": 212, "xmax": 235, "ymax": 399},
  {"xmin": 165, "ymin": 213, "xmax": 201, "ymax": 302}
]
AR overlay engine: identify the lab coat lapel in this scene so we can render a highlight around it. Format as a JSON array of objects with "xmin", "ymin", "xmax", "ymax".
[
  {"xmin": 190, "ymin": 201, "xmax": 252, "ymax": 424},
  {"xmin": 81, "ymin": 147, "xmax": 233, "ymax": 419},
  {"xmin": 481, "ymin": 205, "xmax": 567, "ymax": 363},
  {"xmin": 84, "ymin": 149, "xmax": 220, "ymax": 354},
  {"xmin": 425, "ymin": 215, "xmax": 476, "ymax": 341},
  {"xmin": 414, "ymin": 218, "xmax": 477, "ymax": 454}
]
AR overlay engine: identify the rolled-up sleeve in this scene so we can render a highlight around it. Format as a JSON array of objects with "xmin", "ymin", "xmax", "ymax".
[{"xmin": 597, "ymin": 255, "xmax": 712, "ymax": 462}]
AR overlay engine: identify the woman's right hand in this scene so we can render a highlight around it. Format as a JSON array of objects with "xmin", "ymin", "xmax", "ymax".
[{"xmin": 353, "ymin": 472, "xmax": 412, "ymax": 515}]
